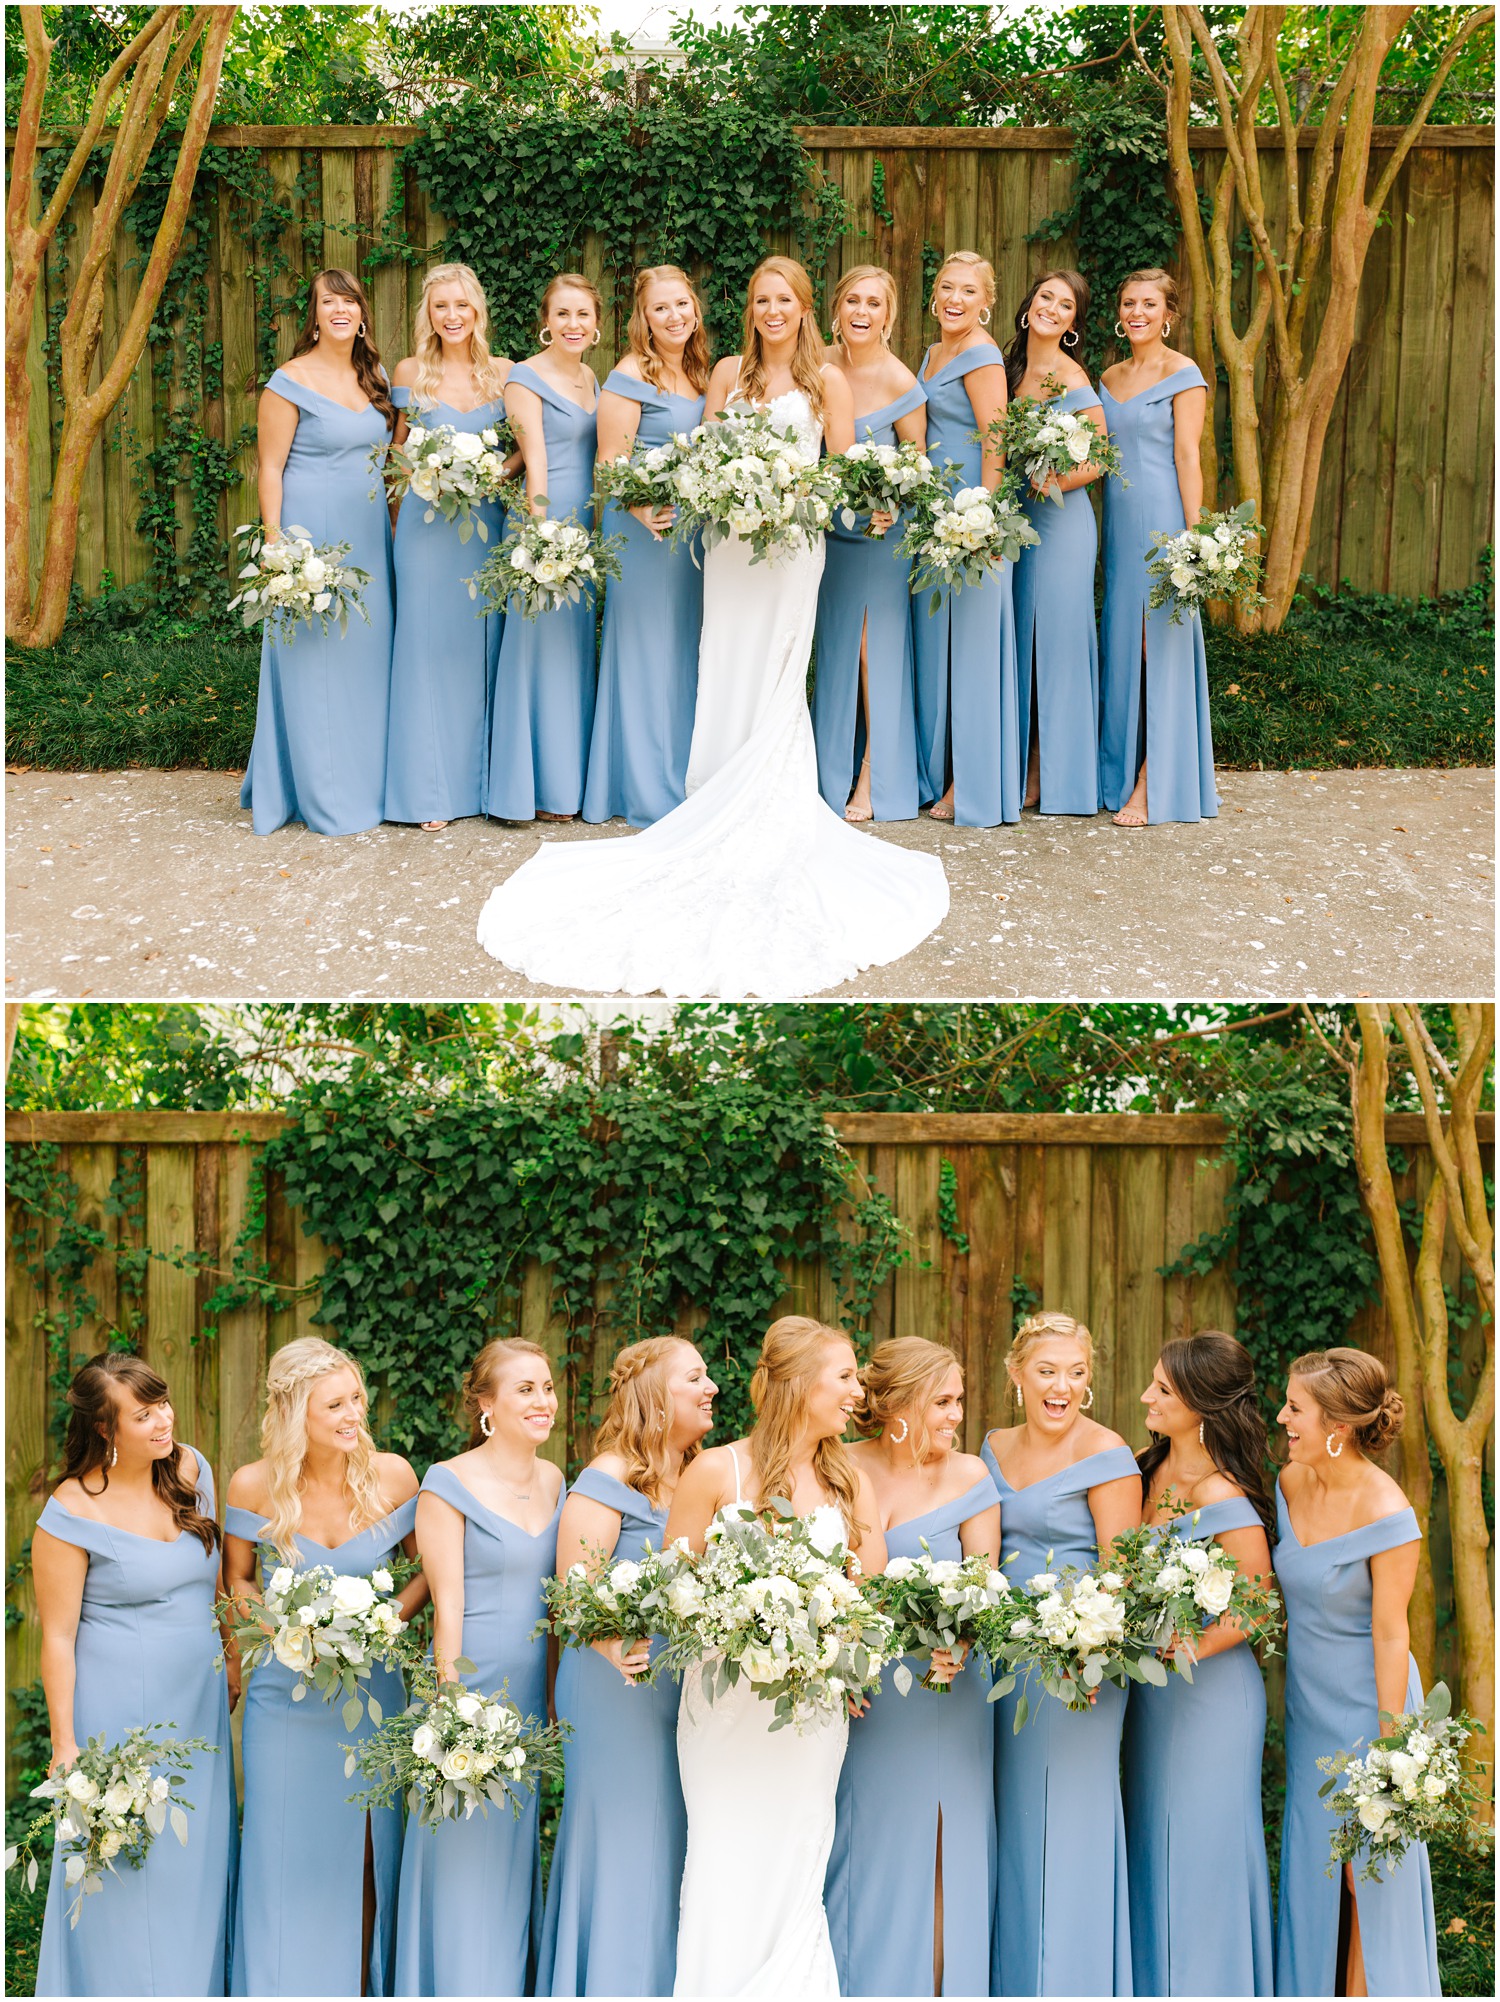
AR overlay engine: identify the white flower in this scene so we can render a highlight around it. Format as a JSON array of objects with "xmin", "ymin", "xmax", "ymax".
[
  {"xmin": 297, "ymin": 1605, "xmax": 319, "ymax": 1625},
  {"xmin": 97, "ymin": 1828, "xmax": 125, "ymax": 1861},
  {"xmin": 329, "ymin": 1574, "xmax": 377, "ymax": 1616},
  {"xmin": 1097, "ymin": 1571, "xmax": 1123, "ymax": 1592},
  {"xmin": 406, "ymin": 425, "xmax": 428, "ymax": 447},
  {"xmin": 1194, "ymin": 1568, "xmax": 1235, "ymax": 1618},
  {"xmin": 1405, "ymin": 1733, "xmax": 1432, "ymax": 1763},
  {"xmin": 64, "ymin": 1770, "xmax": 99, "ymax": 1806},
  {"xmin": 483, "ymin": 1704, "xmax": 509, "ymax": 1736},
  {"xmin": 411, "ymin": 1724, "xmax": 442, "ymax": 1764},
  {"xmin": 454, "ymin": 1693, "xmax": 483, "ymax": 1725},
  {"xmin": 272, "ymin": 1624, "xmax": 315, "ymax": 1673},
  {"xmin": 667, "ymin": 1575, "xmax": 705, "ymax": 1618},
  {"xmin": 1066, "ymin": 431, "xmax": 1093, "ymax": 464},
  {"xmin": 101, "ymin": 1781, "xmax": 135, "ymax": 1818},
  {"xmin": 370, "ymin": 1568, "xmax": 393, "ymax": 1594},
  {"xmin": 1422, "ymin": 1772, "xmax": 1448, "ymax": 1799},
  {"xmin": 535, "ymin": 558, "xmax": 561, "ymax": 585},
  {"xmin": 883, "ymin": 1556, "xmax": 918, "ymax": 1580},
  {"xmin": 441, "ymin": 1746, "xmax": 476, "ymax": 1782},
  {"xmin": 742, "ymin": 1644, "xmax": 779, "ymax": 1684},
  {"xmin": 1387, "ymin": 1750, "xmax": 1420, "ymax": 1787},
  {"xmin": 1177, "ymin": 1546, "xmax": 1211, "ymax": 1576},
  {"xmin": 269, "ymin": 1566, "xmax": 295, "ymax": 1596},
  {"xmin": 149, "ymin": 1776, "xmax": 171, "ymax": 1804},
  {"xmin": 410, "ymin": 468, "xmax": 440, "ymax": 503},
  {"xmin": 537, "ymin": 520, "xmax": 558, "ymax": 542},
  {"xmin": 1357, "ymin": 1797, "xmax": 1393, "ymax": 1833},
  {"xmin": 610, "ymin": 1560, "xmax": 643, "ymax": 1593},
  {"xmin": 1170, "ymin": 564, "xmax": 1196, "ymax": 591},
  {"xmin": 449, "ymin": 431, "xmax": 484, "ymax": 461},
  {"xmin": 1026, "ymin": 1572, "xmax": 1059, "ymax": 1594},
  {"xmin": 299, "ymin": 554, "xmax": 327, "ymax": 588},
  {"xmin": 481, "ymin": 427, "xmax": 499, "ymax": 447}
]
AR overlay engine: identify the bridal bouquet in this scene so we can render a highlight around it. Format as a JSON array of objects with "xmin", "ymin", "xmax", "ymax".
[
  {"xmin": 827, "ymin": 438, "xmax": 937, "ymax": 536},
  {"xmin": 4, "ymin": 1726, "xmax": 216, "ymax": 1926},
  {"xmin": 216, "ymin": 1559, "xmax": 409, "ymax": 1731},
  {"xmin": 1317, "ymin": 1683, "xmax": 1486, "ymax": 1882},
  {"xmin": 671, "ymin": 407, "xmax": 841, "ymax": 563},
  {"xmin": 1112, "ymin": 1519, "xmax": 1284, "ymax": 1678},
  {"xmin": 1146, "ymin": 498, "xmax": 1266, "ymax": 624},
  {"xmin": 977, "ymin": 1557, "xmax": 1136, "ymax": 1725},
  {"xmin": 347, "ymin": 1669, "xmax": 565, "ymax": 1829},
  {"xmin": 373, "ymin": 418, "xmax": 515, "ymax": 542},
  {"xmin": 228, "ymin": 522, "xmax": 370, "ymax": 642},
  {"xmin": 467, "ymin": 511, "xmax": 623, "ymax": 621},
  {"xmin": 655, "ymin": 1503, "xmax": 897, "ymax": 1730},
  {"xmin": 899, "ymin": 474, "xmax": 1039, "ymax": 612},
  {"xmin": 862, "ymin": 1548, "xmax": 1016, "ymax": 1693},
  {"xmin": 996, "ymin": 378, "xmax": 1126, "ymax": 505},
  {"xmin": 536, "ymin": 1545, "xmax": 677, "ymax": 1652},
  {"xmin": 594, "ymin": 432, "xmax": 695, "ymax": 517}
]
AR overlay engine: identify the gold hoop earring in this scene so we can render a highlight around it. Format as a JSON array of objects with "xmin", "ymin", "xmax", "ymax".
[
  {"xmin": 539, "ymin": 327, "xmax": 554, "ymax": 347},
  {"xmin": 1062, "ymin": 329, "xmax": 1079, "ymax": 348},
  {"xmin": 930, "ymin": 301, "xmax": 941, "ymax": 319},
  {"xmin": 357, "ymin": 321, "xmax": 367, "ymax": 340}
]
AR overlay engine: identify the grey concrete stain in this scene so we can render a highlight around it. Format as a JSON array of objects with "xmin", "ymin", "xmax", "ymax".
[{"xmin": 6, "ymin": 767, "xmax": 1494, "ymax": 1001}]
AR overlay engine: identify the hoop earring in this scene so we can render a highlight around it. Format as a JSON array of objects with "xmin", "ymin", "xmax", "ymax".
[
  {"xmin": 479, "ymin": 1410, "xmax": 493, "ymax": 1439},
  {"xmin": 539, "ymin": 327, "xmax": 554, "ymax": 347},
  {"xmin": 357, "ymin": 321, "xmax": 367, "ymax": 340},
  {"xmin": 1062, "ymin": 329, "xmax": 1079, "ymax": 348},
  {"xmin": 1013, "ymin": 1382, "xmax": 1023, "ymax": 1409},
  {"xmin": 109, "ymin": 1446, "xmax": 118, "ymax": 1468},
  {"xmin": 312, "ymin": 328, "xmax": 320, "ymax": 343},
  {"xmin": 979, "ymin": 307, "xmax": 992, "ymax": 326},
  {"xmin": 888, "ymin": 1418, "xmax": 909, "ymax": 1445},
  {"xmin": 1020, "ymin": 311, "xmax": 1030, "ymax": 329},
  {"xmin": 1326, "ymin": 1433, "xmax": 1344, "ymax": 1459},
  {"xmin": 1198, "ymin": 1420, "xmax": 1205, "ymax": 1445},
  {"xmin": 589, "ymin": 329, "xmax": 602, "ymax": 348},
  {"xmin": 1163, "ymin": 321, "xmax": 1172, "ymax": 338},
  {"xmin": 1114, "ymin": 320, "xmax": 1127, "ymax": 340},
  {"xmin": 1081, "ymin": 1386, "xmax": 1095, "ymax": 1411},
  {"xmin": 930, "ymin": 301, "xmax": 941, "ymax": 319}
]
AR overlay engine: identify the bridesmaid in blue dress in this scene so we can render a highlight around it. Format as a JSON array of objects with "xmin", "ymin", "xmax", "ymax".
[
  {"xmin": 32, "ymin": 1354, "xmax": 234, "ymax": 1997},
  {"xmin": 912, "ymin": 251, "xmax": 1021, "ymax": 827},
  {"xmin": 240, "ymin": 268, "xmax": 396, "ymax": 837},
  {"xmin": 395, "ymin": 1339, "xmax": 564, "ymax": 1997},
  {"xmin": 385, "ymin": 263, "xmax": 513, "ymax": 829},
  {"xmin": 979, "ymin": 1311, "xmax": 1141, "ymax": 1996},
  {"xmin": 829, "ymin": 1337, "xmax": 1001, "ymax": 1997},
  {"xmin": 1003, "ymin": 270, "xmax": 1107, "ymax": 817},
  {"xmin": 539, "ymin": 1336, "xmax": 719, "ymax": 1995},
  {"xmin": 223, "ymin": 1338, "xmax": 425, "ymax": 1999},
  {"xmin": 583, "ymin": 266, "xmax": 710, "ymax": 827},
  {"xmin": 1122, "ymin": 1332, "xmax": 1276, "ymax": 1996},
  {"xmin": 1274, "ymin": 1347, "xmax": 1440, "ymax": 1998},
  {"xmin": 814, "ymin": 264, "xmax": 926, "ymax": 824},
  {"xmin": 1098, "ymin": 267, "xmax": 1218, "ymax": 827},
  {"xmin": 488, "ymin": 273, "xmax": 602, "ymax": 822}
]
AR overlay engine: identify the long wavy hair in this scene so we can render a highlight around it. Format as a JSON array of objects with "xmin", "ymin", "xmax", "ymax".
[
  {"xmin": 45, "ymin": 1352, "xmax": 218, "ymax": 1554},
  {"xmin": 829, "ymin": 263, "xmax": 898, "ymax": 355},
  {"xmin": 628, "ymin": 265, "xmax": 712, "ymax": 394},
  {"xmin": 592, "ymin": 1337, "xmax": 705, "ymax": 1506},
  {"xmin": 462, "ymin": 1338, "xmax": 552, "ymax": 1448},
  {"xmin": 260, "ymin": 1337, "xmax": 388, "ymax": 1562},
  {"xmin": 735, "ymin": 256, "xmax": 826, "ymax": 418},
  {"xmin": 290, "ymin": 267, "xmax": 395, "ymax": 432},
  {"xmin": 1003, "ymin": 266, "xmax": 1091, "ymax": 396},
  {"xmin": 856, "ymin": 1336, "xmax": 961, "ymax": 1464},
  {"xmin": 1136, "ymin": 1330, "xmax": 1276, "ymax": 1540},
  {"xmin": 409, "ymin": 262, "xmax": 509, "ymax": 408},
  {"xmin": 748, "ymin": 1316, "xmax": 864, "ymax": 1550}
]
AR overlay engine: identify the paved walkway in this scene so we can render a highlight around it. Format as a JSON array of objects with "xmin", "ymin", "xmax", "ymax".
[{"xmin": 6, "ymin": 767, "xmax": 1493, "ymax": 1000}]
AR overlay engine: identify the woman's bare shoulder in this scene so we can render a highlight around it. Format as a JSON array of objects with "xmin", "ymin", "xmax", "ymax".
[
  {"xmin": 226, "ymin": 1461, "xmax": 271, "ymax": 1512},
  {"xmin": 391, "ymin": 356, "xmax": 420, "ymax": 387}
]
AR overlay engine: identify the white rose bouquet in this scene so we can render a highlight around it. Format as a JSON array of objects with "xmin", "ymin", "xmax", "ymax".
[
  {"xmin": 1146, "ymin": 497, "xmax": 1266, "ymax": 624},
  {"xmin": 826, "ymin": 438, "xmax": 937, "ymax": 537},
  {"xmin": 670, "ymin": 407, "xmax": 842, "ymax": 564},
  {"xmin": 228, "ymin": 522, "xmax": 370, "ymax": 642},
  {"xmin": 467, "ymin": 511, "xmax": 624, "ymax": 621},
  {"xmin": 1112, "ymin": 1517, "xmax": 1284, "ymax": 1680},
  {"xmin": 654, "ymin": 1503, "xmax": 897, "ymax": 1731},
  {"xmin": 977, "ymin": 1557, "xmax": 1136, "ymax": 1724},
  {"xmin": 373, "ymin": 418, "xmax": 516, "ymax": 543},
  {"xmin": 4, "ymin": 1726, "xmax": 217, "ymax": 1926},
  {"xmin": 216, "ymin": 1559, "xmax": 410, "ymax": 1731},
  {"xmin": 594, "ymin": 431, "xmax": 695, "ymax": 517},
  {"xmin": 1317, "ymin": 1682, "xmax": 1486, "ymax": 1882},
  {"xmin": 898, "ymin": 471, "xmax": 1040, "ymax": 612},
  {"xmin": 862, "ymin": 1547, "xmax": 1017, "ymax": 1693},
  {"xmin": 996, "ymin": 377, "xmax": 1126, "ymax": 506},
  {"xmin": 535, "ymin": 1544, "xmax": 678, "ymax": 1653},
  {"xmin": 346, "ymin": 1668, "xmax": 566, "ymax": 1830}
]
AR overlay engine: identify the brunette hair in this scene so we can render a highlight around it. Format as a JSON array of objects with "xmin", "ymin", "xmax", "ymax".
[
  {"xmin": 260, "ymin": 1337, "xmax": 387, "ymax": 1563},
  {"xmin": 1136, "ymin": 1330, "xmax": 1275, "ymax": 1539},
  {"xmin": 410, "ymin": 262, "xmax": 509, "ymax": 407},
  {"xmin": 291, "ymin": 268, "xmax": 395, "ymax": 432},
  {"xmin": 462, "ymin": 1338, "xmax": 552, "ymax": 1448},
  {"xmin": 858, "ymin": 1337, "xmax": 961, "ymax": 1464},
  {"xmin": 592, "ymin": 1337, "xmax": 706, "ymax": 1505},
  {"xmin": 1116, "ymin": 266, "xmax": 1181, "ymax": 321},
  {"xmin": 748, "ymin": 1316, "xmax": 865, "ymax": 1549},
  {"xmin": 628, "ymin": 265, "xmax": 712, "ymax": 394},
  {"xmin": 537, "ymin": 271, "xmax": 603, "ymax": 340},
  {"xmin": 49, "ymin": 1353, "xmax": 218, "ymax": 1554},
  {"xmin": 1003, "ymin": 266, "xmax": 1091, "ymax": 396},
  {"xmin": 735, "ymin": 256, "xmax": 826, "ymax": 417},
  {"xmin": 1288, "ymin": 1347, "xmax": 1405, "ymax": 1456},
  {"xmin": 830, "ymin": 264, "xmax": 899, "ymax": 352}
]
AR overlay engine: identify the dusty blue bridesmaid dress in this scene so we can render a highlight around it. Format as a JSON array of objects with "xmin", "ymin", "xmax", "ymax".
[
  {"xmin": 583, "ymin": 372, "xmax": 705, "ymax": 826},
  {"xmin": 811, "ymin": 384, "xmax": 926, "ymax": 822},
  {"xmin": 239, "ymin": 368, "xmax": 395, "ymax": 836},
  {"xmin": 383, "ymin": 388, "xmax": 505, "ymax": 823},
  {"xmin": 911, "ymin": 343, "xmax": 1021, "ymax": 827},
  {"xmin": 537, "ymin": 1466, "xmax": 686, "ymax": 1996},
  {"xmin": 394, "ymin": 1464, "xmax": 562, "ymax": 1998},
  {"xmin": 35, "ymin": 1450, "xmax": 235, "ymax": 1998},
  {"xmin": 1098, "ymin": 363, "xmax": 1218, "ymax": 824},
  {"xmin": 1273, "ymin": 1484, "xmax": 1439, "ymax": 1997},
  {"xmin": 488, "ymin": 363, "xmax": 598, "ymax": 819},
  {"xmin": 826, "ymin": 1471, "xmax": 999, "ymax": 1996},
  {"xmin": 1013, "ymin": 383, "xmax": 1104, "ymax": 816},
  {"xmin": 1121, "ymin": 1497, "xmax": 1274, "ymax": 1995},
  {"xmin": 227, "ymin": 1496, "xmax": 415, "ymax": 1998},
  {"xmin": 979, "ymin": 1437, "xmax": 1139, "ymax": 1996}
]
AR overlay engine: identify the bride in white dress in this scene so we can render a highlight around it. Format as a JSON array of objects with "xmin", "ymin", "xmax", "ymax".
[
  {"xmin": 662, "ymin": 1317, "xmax": 888, "ymax": 1997},
  {"xmin": 475, "ymin": 257, "xmax": 949, "ymax": 997}
]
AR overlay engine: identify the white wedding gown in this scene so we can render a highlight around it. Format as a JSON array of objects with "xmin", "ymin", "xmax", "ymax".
[
  {"xmin": 673, "ymin": 1452, "xmax": 848, "ymax": 1998},
  {"xmin": 475, "ymin": 389, "xmax": 949, "ymax": 997}
]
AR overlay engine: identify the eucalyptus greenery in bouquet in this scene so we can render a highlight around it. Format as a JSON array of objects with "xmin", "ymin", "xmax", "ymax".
[
  {"xmin": 372, "ymin": 417, "xmax": 516, "ymax": 542},
  {"xmin": 995, "ymin": 375, "xmax": 1126, "ymax": 505},
  {"xmin": 899, "ymin": 471, "xmax": 1039, "ymax": 612},
  {"xmin": 862, "ymin": 1547, "xmax": 1017, "ymax": 1693},
  {"xmin": 346, "ymin": 1664, "xmax": 566, "ymax": 1830},
  {"xmin": 467, "ymin": 510, "xmax": 623, "ymax": 621},
  {"xmin": 1146, "ymin": 498, "xmax": 1266, "ymax": 624},
  {"xmin": 1111, "ymin": 1516, "xmax": 1284, "ymax": 1681},
  {"xmin": 216, "ymin": 1556, "xmax": 412, "ymax": 1731},
  {"xmin": 1318, "ymin": 1682, "xmax": 1487, "ymax": 1882},
  {"xmin": 826, "ymin": 438, "xmax": 937, "ymax": 536},
  {"xmin": 228, "ymin": 523, "xmax": 370, "ymax": 642}
]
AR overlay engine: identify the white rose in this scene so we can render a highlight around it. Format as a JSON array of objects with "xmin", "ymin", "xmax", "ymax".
[
  {"xmin": 610, "ymin": 1560, "xmax": 642, "ymax": 1594},
  {"xmin": 272, "ymin": 1624, "xmax": 315, "ymax": 1673},
  {"xmin": 534, "ymin": 558, "xmax": 560, "ymax": 585},
  {"xmin": 1422, "ymin": 1772, "xmax": 1448, "ymax": 1799},
  {"xmin": 1097, "ymin": 1571, "xmax": 1123, "ymax": 1592},
  {"xmin": 510, "ymin": 546, "xmax": 533, "ymax": 572},
  {"xmin": 406, "ymin": 425, "xmax": 428, "ymax": 447},
  {"xmin": 1194, "ymin": 1568, "xmax": 1235, "ymax": 1618},
  {"xmin": 1170, "ymin": 564, "xmax": 1196, "ymax": 591},
  {"xmin": 371, "ymin": 1568, "xmax": 393, "ymax": 1594},
  {"xmin": 149, "ymin": 1775, "xmax": 171, "ymax": 1804},
  {"xmin": 297, "ymin": 1605, "xmax": 318, "ymax": 1625},
  {"xmin": 667, "ymin": 1576, "xmax": 705, "ymax": 1617},
  {"xmin": 1387, "ymin": 1750, "xmax": 1419, "ymax": 1787},
  {"xmin": 483, "ymin": 1704, "xmax": 509, "ymax": 1736},
  {"xmin": 1177, "ymin": 1546, "xmax": 1210, "ymax": 1575},
  {"xmin": 1406, "ymin": 1733, "xmax": 1432, "ymax": 1763},
  {"xmin": 480, "ymin": 427, "xmax": 499, "ymax": 447},
  {"xmin": 101, "ymin": 1781, "xmax": 135, "ymax": 1818},
  {"xmin": 329, "ymin": 1574, "xmax": 376, "ymax": 1617},
  {"xmin": 410, "ymin": 468, "xmax": 440, "ymax": 502},
  {"xmin": 454, "ymin": 1693, "xmax": 483, "ymax": 1724},
  {"xmin": 1357, "ymin": 1797, "xmax": 1393, "ymax": 1833},
  {"xmin": 1066, "ymin": 432, "xmax": 1093, "ymax": 463},
  {"xmin": 741, "ymin": 1644, "xmax": 779, "ymax": 1684},
  {"xmin": 883, "ymin": 1556, "xmax": 917, "ymax": 1581},
  {"xmin": 268, "ymin": 1566, "xmax": 295, "ymax": 1596},
  {"xmin": 299, "ymin": 554, "xmax": 327, "ymax": 588},
  {"xmin": 449, "ymin": 431, "xmax": 484, "ymax": 461},
  {"xmin": 97, "ymin": 1828, "xmax": 125, "ymax": 1861},
  {"xmin": 1026, "ymin": 1572, "xmax": 1059, "ymax": 1594},
  {"xmin": 1222, "ymin": 553, "xmax": 1242, "ymax": 572},
  {"xmin": 411, "ymin": 1724, "xmax": 442, "ymax": 1764},
  {"xmin": 537, "ymin": 520, "xmax": 558, "ymax": 542},
  {"xmin": 441, "ymin": 1746, "xmax": 476, "ymax": 1782}
]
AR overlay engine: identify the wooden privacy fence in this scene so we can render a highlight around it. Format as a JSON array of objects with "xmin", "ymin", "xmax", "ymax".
[{"xmin": 8, "ymin": 123, "xmax": 1494, "ymax": 605}]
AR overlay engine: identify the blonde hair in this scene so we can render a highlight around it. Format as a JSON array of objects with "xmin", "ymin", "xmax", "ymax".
[
  {"xmin": 1116, "ymin": 266, "xmax": 1181, "ymax": 319},
  {"xmin": 831, "ymin": 264, "xmax": 898, "ymax": 352},
  {"xmin": 1289, "ymin": 1347, "xmax": 1405, "ymax": 1455},
  {"xmin": 748, "ymin": 1316, "xmax": 865, "ymax": 1549},
  {"xmin": 930, "ymin": 250, "xmax": 997, "ymax": 313},
  {"xmin": 409, "ymin": 262, "xmax": 509, "ymax": 409},
  {"xmin": 592, "ymin": 1337, "xmax": 703, "ymax": 1506},
  {"xmin": 462, "ymin": 1338, "xmax": 552, "ymax": 1448},
  {"xmin": 260, "ymin": 1337, "xmax": 387, "ymax": 1563},
  {"xmin": 736, "ymin": 256, "xmax": 826, "ymax": 418},
  {"xmin": 1007, "ymin": 1311, "xmax": 1095, "ymax": 1386},
  {"xmin": 628, "ymin": 265, "xmax": 712, "ymax": 395},
  {"xmin": 858, "ymin": 1336, "xmax": 961, "ymax": 1464},
  {"xmin": 538, "ymin": 271, "xmax": 602, "ymax": 339}
]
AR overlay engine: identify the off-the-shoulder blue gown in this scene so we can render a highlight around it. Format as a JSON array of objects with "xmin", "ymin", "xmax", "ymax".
[
  {"xmin": 227, "ymin": 1497, "xmax": 416, "ymax": 1998},
  {"xmin": 1012, "ymin": 382, "xmax": 1104, "ymax": 816},
  {"xmin": 36, "ymin": 1450, "xmax": 235, "ymax": 1998},
  {"xmin": 384, "ymin": 388, "xmax": 506, "ymax": 823},
  {"xmin": 488, "ymin": 362, "xmax": 599, "ymax": 820},
  {"xmin": 239, "ymin": 368, "xmax": 395, "ymax": 836},
  {"xmin": 911, "ymin": 343, "xmax": 1021, "ymax": 827},
  {"xmin": 538, "ymin": 1466, "xmax": 686, "ymax": 1995},
  {"xmin": 979, "ymin": 1437, "xmax": 1140, "ymax": 1996},
  {"xmin": 1099, "ymin": 364, "xmax": 1218, "ymax": 823},
  {"xmin": 812, "ymin": 384, "xmax": 926, "ymax": 821},
  {"xmin": 1273, "ymin": 1484, "xmax": 1439, "ymax": 1997},
  {"xmin": 826, "ymin": 1471, "xmax": 1000, "ymax": 1996},
  {"xmin": 1121, "ymin": 1497, "xmax": 1274, "ymax": 1995},
  {"xmin": 583, "ymin": 372, "xmax": 705, "ymax": 826},
  {"xmin": 394, "ymin": 1464, "xmax": 562, "ymax": 1998}
]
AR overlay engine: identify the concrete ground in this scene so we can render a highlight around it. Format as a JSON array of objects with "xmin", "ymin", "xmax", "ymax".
[{"xmin": 5, "ymin": 766, "xmax": 1493, "ymax": 1001}]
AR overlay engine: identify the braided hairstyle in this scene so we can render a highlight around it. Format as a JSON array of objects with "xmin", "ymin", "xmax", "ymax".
[
  {"xmin": 260, "ymin": 1336, "xmax": 387, "ymax": 1563},
  {"xmin": 592, "ymin": 1337, "xmax": 705, "ymax": 1505},
  {"xmin": 1137, "ymin": 1330, "xmax": 1275, "ymax": 1539}
]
